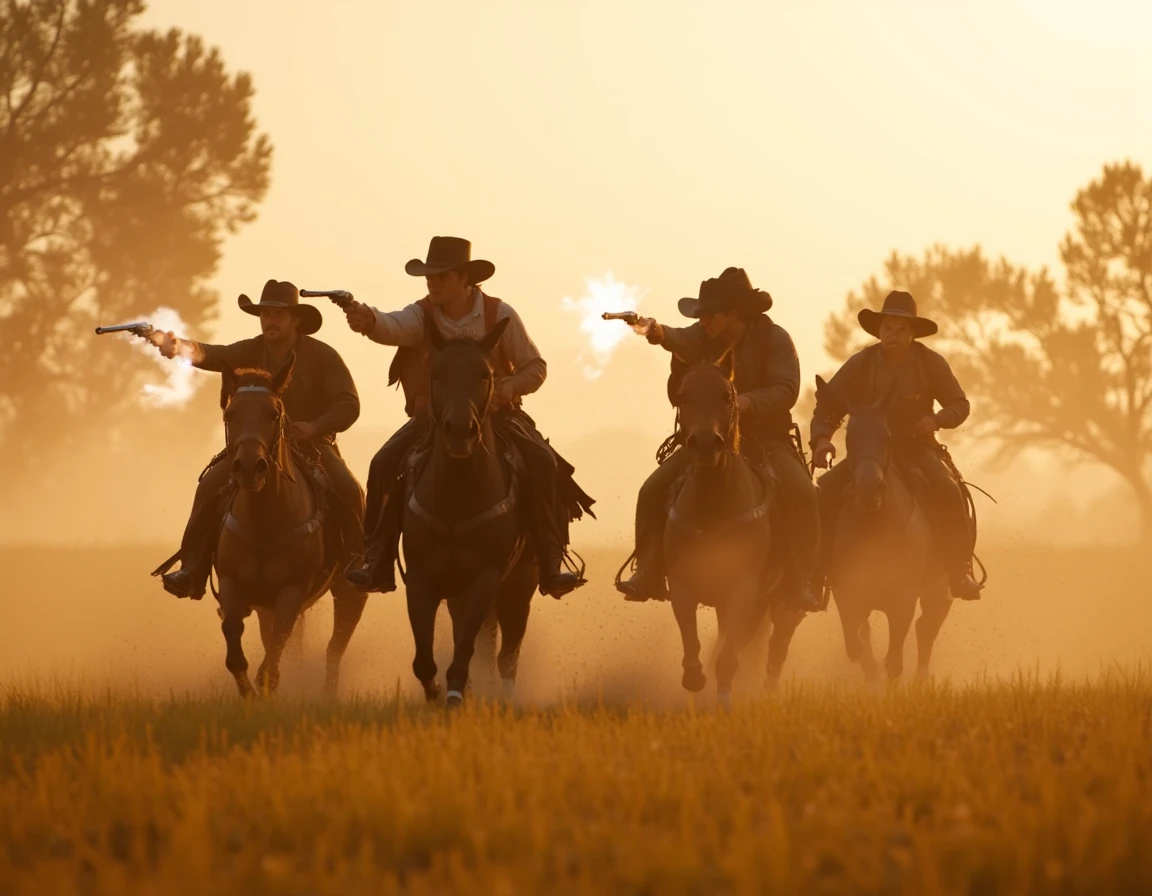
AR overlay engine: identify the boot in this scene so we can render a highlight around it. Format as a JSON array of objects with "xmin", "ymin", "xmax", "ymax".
[
  {"xmin": 539, "ymin": 559, "xmax": 584, "ymax": 599},
  {"xmin": 789, "ymin": 570, "xmax": 824, "ymax": 613},
  {"xmin": 949, "ymin": 564, "xmax": 983, "ymax": 601},
  {"xmin": 616, "ymin": 538, "xmax": 666, "ymax": 602},
  {"xmin": 162, "ymin": 565, "xmax": 209, "ymax": 600},
  {"xmin": 344, "ymin": 532, "xmax": 397, "ymax": 593}
]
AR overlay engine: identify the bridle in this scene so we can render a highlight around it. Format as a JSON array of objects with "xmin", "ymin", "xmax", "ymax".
[{"xmin": 224, "ymin": 385, "xmax": 291, "ymax": 481}]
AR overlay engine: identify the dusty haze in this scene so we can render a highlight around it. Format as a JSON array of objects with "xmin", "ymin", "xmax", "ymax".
[{"xmin": 3, "ymin": 0, "xmax": 1151, "ymax": 697}]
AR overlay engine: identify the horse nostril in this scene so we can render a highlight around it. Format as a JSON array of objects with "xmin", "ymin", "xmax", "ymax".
[
  {"xmin": 468, "ymin": 419, "xmax": 479, "ymax": 437},
  {"xmin": 255, "ymin": 457, "xmax": 269, "ymax": 477},
  {"xmin": 231, "ymin": 458, "xmax": 243, "ymax": 476}
]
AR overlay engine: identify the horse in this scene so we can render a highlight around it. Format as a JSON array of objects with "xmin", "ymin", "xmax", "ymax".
[
  {"xmin": 821, "ymin": 383, "xmax": 953, "ymax": 680},
  {"xmin": 401, "ymin": 316, "xmax": 538, "ymax": 709},
  {"xmin": 664, "ymin": 354, "xmax": 803, "ymax": 704},
  {"xmin": 214, "ymin": 357, "xmax": 367, "ymax": 698}
]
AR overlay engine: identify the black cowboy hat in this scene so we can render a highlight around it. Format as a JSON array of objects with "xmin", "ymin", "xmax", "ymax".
[
  {"xmin": 404, "ymin": 236, "xmax": 495, "ymax": 284},
  {"xmin": 858, "ymin": 290, "xmax": 938, "ymax": 339},
  {"xmin": 238, "ymin": 279, "xmax": 323, "ymax": 335},
  {"xmin": 677, "ymin": 267, "xmax": 773, "ymax": 319}
]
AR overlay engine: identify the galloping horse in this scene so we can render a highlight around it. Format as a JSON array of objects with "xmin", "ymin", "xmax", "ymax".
[
  {"xmin": 819, "ymin": 377, "xmax": 953, "ymax": 680},
  {"xmin": 665, "ymin": 354, "xmax": 803, "ymax": 703},
  {"xmin": 401, "ymin": 317, "xmax": 537, "ymax": 709},
  {"xmin": 215, "ymin": 357, "xmax": 367, "ymax": 697}
]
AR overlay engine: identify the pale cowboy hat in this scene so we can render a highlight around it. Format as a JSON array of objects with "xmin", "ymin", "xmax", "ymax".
[
  {"xmin": 677, "ymin": 267, "xmax": 773, "ymax": 319},
  {"xmin": 238, "ymin": 279, "xmax": 323, "ymax": 335},
  {"xmin": 404, "ymin": 236, "xmax": 495, "ymax": 284},
  {"xmin": 858, "ymin": 290, "xmax": 938, "ymax": 339}
]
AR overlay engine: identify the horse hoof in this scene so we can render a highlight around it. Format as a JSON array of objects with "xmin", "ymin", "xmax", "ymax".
[
  {"xmin": 446, "ymin": 690, "xmax": 464, "ymax": 710},
  {"xmin": 717, "ymin": 691, "xmax": 732, "ymax": 710},
  {"xmin": 421, "ymin": 680, "xmax": 441, "ymax": 703},
  {"xmin": 501, "ymin": 679, "xmax": 516, "ymax": 701},
  {"xmin": 682, "ymin": 667, "xmax": 707, "ymax": 692}
]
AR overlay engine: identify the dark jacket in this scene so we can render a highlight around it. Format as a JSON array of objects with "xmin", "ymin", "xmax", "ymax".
[
  {"xmin": 194, "ymin": 334, "xmax": 360, "ymax": 441},
  {"xmin": 661, "ymin": 314, "xmax": 801, "ymax": 448},
  {"xmin": 809, "ymin": 342, "xmax": 969, "ymax": 446}
]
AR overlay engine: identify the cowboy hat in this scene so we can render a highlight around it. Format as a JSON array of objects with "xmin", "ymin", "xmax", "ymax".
[
  {"xmin": 858, "ymin": 290, "xmax": 938, "ymax": 339},
  {"xmin": 237, "ymin": 279, "xmax": 323, "ymax": 335},
  {"xmin": 677, "ymin": 267, "xmax": 773, "ymax": 319},
  {"xmin": 404, "ymin": 236, "xmax": 495, "ymax": 284}
]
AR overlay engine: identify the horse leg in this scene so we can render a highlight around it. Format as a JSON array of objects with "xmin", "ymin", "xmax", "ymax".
[
  {"xmin": 254, "ymin": 606, "xmax": 274, "ymax": 687},
  {"xmin": 286, "ymin": 609, "xmax": 305, "ymax": 666},
  {"xmin": 494, "ymin": 567, "xmax": 534, "ymax": 700},
  {"xmin": 405, "ymin": 569, "xmax": 441, "ymax": 702},
  {"xmin": 324, "ymin": 577, "xmax": 368, "ymax": 697},
  {"xmin": 834, "ymin": 596, "xmax": 867, "ymax": 670},
  {"xmin": 858, "ymin": 615, "xmax": 880, "ymax": 680},
  {"xmin": 885, "ymin": 598, "xmax": 916, "ymax": 682},
  {"xmin": 671, "ymin": 595, "xmax": 706, "ymax": 692},
  {"xmin": 765, "ymin": 605, "xmax": 804, "ymax": 688},
  {"xmin": 444, "ymin": 570, "xmax": 502, "ymax": 709},
  {"xmin": 218, "ymin": 584, "xmax": 254, "ymax": 698},
  {"xmin": 713, "ymin": 601, "xmax": 740, "ymax": 706},
  {"xmin": 916, "ymin": 577, "xmax": 953, "ymax": 678},
  {"xmin": 255, "ymin": 587, "xmax": 307, "ymax": 696}
]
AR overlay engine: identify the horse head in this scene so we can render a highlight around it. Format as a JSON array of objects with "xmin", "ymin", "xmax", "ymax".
[
  {"xmin": 675, "ymin": 350, "xmax": 739, "ymax": 467},
  {"xmin": 427, "ymin": 315, "xmax": 510, "ymax": 460},
  {"xmin": 221, "ymin": 354, "xmax": 294, "ymax": 491},
  {"xmin": 844, "ymin": 380, "xmax": 899, "ymax": 513}
]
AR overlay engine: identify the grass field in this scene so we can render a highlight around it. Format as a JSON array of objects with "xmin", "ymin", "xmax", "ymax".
[
  {"xmin": 2, "ymin": 675, "xmax": 1150, "ymax": 895},
  {"xmin": 1, "ymin": 544, "xmax": 1150, "ymax": 893}
]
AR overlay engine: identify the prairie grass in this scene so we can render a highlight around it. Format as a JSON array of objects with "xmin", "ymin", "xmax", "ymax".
[{"xmin": 2, "ymin": 671, "xmax": 1150, "ymax": 895}]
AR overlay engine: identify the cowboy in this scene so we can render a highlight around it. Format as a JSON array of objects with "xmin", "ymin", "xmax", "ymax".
[
  {"xmin": 616, "ymin": 267, "xmax": 823, "ymax": 612},
  {"xmin": 809, "ymin": 289, "xmax": 983, "ymax": 600},
  {"xmin": 341, "ymin": 236, "xmax": 591, "ymax": 598},
  {"xmin": 153, "ymin": 280, "xmax": 365, "ymax": 599}
]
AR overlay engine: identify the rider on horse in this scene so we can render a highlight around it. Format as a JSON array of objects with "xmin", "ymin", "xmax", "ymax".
[
  {"xmin": 341, "ymin": 236, "xmax": 592, "ymax": 599},
  {"xmin": 616, "ymin": 267, "xmax": 823, "ymax": 613},
  {"xmin": 809, "ymin": 289, "xmax": 983, "ymax": 601},
  {"xmin": 154, "ymin": 280, "xmax": 365, "ymax": 600}
]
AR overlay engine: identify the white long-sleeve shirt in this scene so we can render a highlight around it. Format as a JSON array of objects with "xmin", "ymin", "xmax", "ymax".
[{"xmin": 367, "ymin": 288, "xmax": 548, "ymax": 397}]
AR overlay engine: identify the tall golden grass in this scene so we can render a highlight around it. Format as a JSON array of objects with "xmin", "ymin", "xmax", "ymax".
[{"xmin": 2, "ymin": 672, "xmax": 1149, "ymax": 895}]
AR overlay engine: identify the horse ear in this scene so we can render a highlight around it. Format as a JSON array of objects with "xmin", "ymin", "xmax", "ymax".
[
  {"xmin": 714, "ymin": 347, "xmax": 735, "ymax": 383},
  {"xmin": 478, "ymin": 316, "xmax": 511, "ymax": 355},
  {"xmin": 815, "ymin": 374, "xmax": 827, "ymax": 398},
  {"xmin": 271, "ymin": 352, "xmax": 296, "ymax": 394},
  {"xmin": 424, "ymin": 309, "xmax": 446, "ymax": 352}
]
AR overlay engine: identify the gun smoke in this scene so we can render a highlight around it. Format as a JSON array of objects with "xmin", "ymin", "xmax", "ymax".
[
  {"xmin": 129, "ymin": 307, "xmax": 199, "ymax": 409},
  {"xmin": 561, "ymin": 272, "xmax": 649, "ymax": 380}
]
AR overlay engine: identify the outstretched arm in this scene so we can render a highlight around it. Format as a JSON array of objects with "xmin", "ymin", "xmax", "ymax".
[{"xmin": 343, "ymin": 300, "xmax": 425, "ymax": 347}]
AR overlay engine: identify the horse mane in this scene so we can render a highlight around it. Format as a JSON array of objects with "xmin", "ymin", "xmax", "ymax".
[{"xmin": 680, "ymin": 361, "xmax": 741, "ymax": 455}]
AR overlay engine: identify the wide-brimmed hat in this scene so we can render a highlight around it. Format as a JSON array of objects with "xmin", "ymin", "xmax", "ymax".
[
  {"xmin": 858, "ymin": 290, "xmax": 937, "ymax": 339},
  {"xmin": 404, "ymin": 236, "xmax": 495, "ymax": 284},
  {"xmin": 237, "ymin": 280, "xmax": 322, "ymax": 335},
  {"xmin": 677, "ymin": 267, "xmax": 773, "ymax": 319}
]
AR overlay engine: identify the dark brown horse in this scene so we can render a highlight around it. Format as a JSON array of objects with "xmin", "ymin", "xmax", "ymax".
[
  {"xmin": 822, "ymin": 385, "xmax": 952, "ymax": 680},
  {"xmin": 401, "ymin": 317, "xmax": 538, "ymax": 709},
  {"xmin": 215, "ymin": 357, "xmax": 367, "ymax": 697},
  {"xmin": 664, "ymin": 355, "xmax": 803, "ymax": 705}
]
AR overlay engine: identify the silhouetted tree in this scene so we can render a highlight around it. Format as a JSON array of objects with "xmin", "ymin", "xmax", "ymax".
[
  {"xmin": 0, "ymin": 0, "xmax": 270, "ymax": 480},
  {"xmin": 823, "ymin": 161, "xmax": 1152, "ymax": 541}
]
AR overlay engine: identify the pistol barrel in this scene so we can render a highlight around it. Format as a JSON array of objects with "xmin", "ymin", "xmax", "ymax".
[{"xmin": 95, "ymin": 322, "xmax": 151, "ymax": 335}]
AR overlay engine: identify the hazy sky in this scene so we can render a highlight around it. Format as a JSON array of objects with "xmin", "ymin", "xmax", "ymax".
[{"xmin": 139, "ymin": 0, "xmax": 1152, "ymax": 450}]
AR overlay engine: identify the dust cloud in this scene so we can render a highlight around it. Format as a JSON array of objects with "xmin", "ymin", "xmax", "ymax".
[{"xmin": 1, "ymin": 535, "xmax": 1148, "ymax": 705}]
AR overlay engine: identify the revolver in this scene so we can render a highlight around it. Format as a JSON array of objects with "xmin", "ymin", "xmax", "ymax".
[
  {"xmin": 601, "ymin": 311, "xmax": 640, "ymax": 325},
  {"xmin": 300, "ymin": 289, "xmax": 354, "ymax": 310},
  {"xmin": 95, "ymin": 321, "xmax": 155, "ymax": 337}
]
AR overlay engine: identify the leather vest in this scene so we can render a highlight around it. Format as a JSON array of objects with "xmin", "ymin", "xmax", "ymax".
[{"xmin": 387, "ymin": 293, "xmax": 514, "ymax": 417}]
